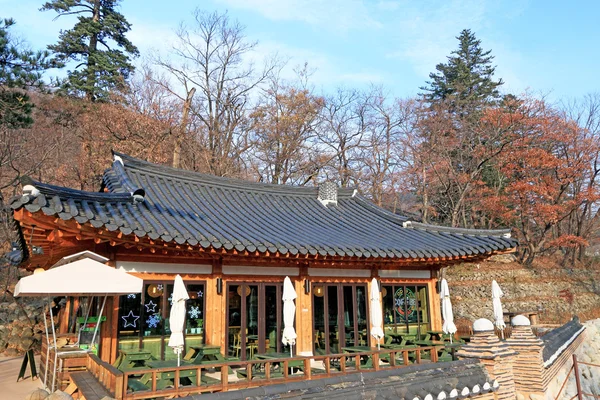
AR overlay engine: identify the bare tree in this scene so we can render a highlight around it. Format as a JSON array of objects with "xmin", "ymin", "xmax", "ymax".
[
  {"xmin": 248, "ymin": 66, "xmax": 324, "ymax": 185},
  {"xmin": 317, "ymin": 88, "xmax": 370, "ymax": 187},
  {"xmin": 155, "ymin": 9, "xmax": 277, "ymax": 176},
  {"xmin": 359, "ymin": 90, "xmax": 413, "ymax": 207}
]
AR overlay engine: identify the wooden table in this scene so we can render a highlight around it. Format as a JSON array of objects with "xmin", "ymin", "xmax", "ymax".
[
  {"xmin": 443, "ymin": 343, "xmax": 463, "ymax": 361},
  {"xmin": 115, "ymin": 350, "xmax": 153, "ymax": 371},
  {"xmin": 414, "ymin": 340, "xmax": 446, "ymax": 347},
  {"xmin": 187, "ymin": 344, "xmax": 233, "ymax": 373},
  {"xmin": 504, "ymin": 311, "xmax": 539, "ymax": 325},
  {"xmin": 146, "ymin": 360, "xmax": 197, "ymax": 389},
  {"xmin": 187, "ymin": 345, "xmax": 225, "ymax": 363},
  {"xmin": 253, "ymin": 352, "xmax": 304, "ymax": 368},
  {"xmin": 341, "ymin": 346, "xmax": 374, "ymax": 368},
  {"xmin": 427, "ymin": 331, "xmax": 446, "ymax": 341}
]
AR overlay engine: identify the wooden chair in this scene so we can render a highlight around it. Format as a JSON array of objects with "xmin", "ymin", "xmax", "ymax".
[{"xmin": 314, "ymin": 331, "xmax": 321, "ymax": 349}]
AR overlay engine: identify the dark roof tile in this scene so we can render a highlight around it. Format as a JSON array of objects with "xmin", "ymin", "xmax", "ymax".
[{"xmin": 11, "ymin": 153, "xmax": 518, "ymax": 260}]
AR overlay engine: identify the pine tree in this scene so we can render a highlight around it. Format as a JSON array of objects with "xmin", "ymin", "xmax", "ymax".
[
  {"xmin": 0, "ymin": 18, "xmax": 48, "ymax": 128},
  {"xmin": 421, "ymin": 29, "xmax": 503, "ymax": 111},
  {"xmin": 41, "ymin": 0, "xmax": 139, "ymax": 101}
]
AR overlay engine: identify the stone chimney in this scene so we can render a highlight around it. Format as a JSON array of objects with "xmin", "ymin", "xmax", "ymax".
[
  {"xmin": 505, "ymin": 315, "xmax": 545, "ymax": 396},
  {"xmin": 318, "ymin": 182, "xmax": 338, "ymax": 206},
  {"xmin": 457, "ymin": 318, "xmax": 517, "ymax": 400}
]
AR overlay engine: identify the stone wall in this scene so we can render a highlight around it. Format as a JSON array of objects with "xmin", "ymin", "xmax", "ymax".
[
  {"xmin": 0, "ymin": 296, "xmax": 46, "ymax": 356},
  {"xmin": 446, "ymin": 255, "xmax": 600, "ymax": 325}
]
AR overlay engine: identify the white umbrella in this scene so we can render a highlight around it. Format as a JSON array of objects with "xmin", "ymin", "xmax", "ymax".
[
  {"xmin": 492, "ymin": 280, "xmax": 506, "ymax": 339},
  {"xmin": 440, "ymin": 279, "xmax": 457, "ymax": 343},
  {"xmin": 281, "ymin": 277, "xmax": 297, "ymax": 357},
  {"xmin": 15, "ymin": 252, "xmax": 143, "ymax": 392},
  {"xmin": 168, "ymin": 275, "xmax": 189, "ymax": 366},
  {"xmin": 370, "ymin": 278, "xmax": 384, "ymax": 350}
]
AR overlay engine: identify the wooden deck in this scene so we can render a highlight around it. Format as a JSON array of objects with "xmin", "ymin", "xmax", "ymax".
[
  {"xmin": 67, "ymin": 371, "xmax": 112, "ymax": 400},
  {"xmin": 68, "ymin": 346, "xmax": 450, "ymax": 400}
]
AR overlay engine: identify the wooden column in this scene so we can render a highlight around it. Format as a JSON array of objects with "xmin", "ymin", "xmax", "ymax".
[
  {"xmin": 295, "ymin": 265, "xmax": 313, "ymax": 356},
  {"xmin": 428, "ymin": 270, "xmax": 442, "ymax": 331},
  {"xmin": 205, "ymin": 259, "xmax": 226, "ymax": 353}
]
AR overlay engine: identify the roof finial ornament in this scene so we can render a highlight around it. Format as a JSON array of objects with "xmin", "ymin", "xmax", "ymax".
[{"xmin": 114, "ymin": 154, "xmax": 124, "ymax": 165}]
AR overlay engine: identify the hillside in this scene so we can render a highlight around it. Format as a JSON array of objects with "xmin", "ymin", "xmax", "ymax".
[{"xmin": 447, "ymin": 254, "xmax": 600, "ymax": 326}]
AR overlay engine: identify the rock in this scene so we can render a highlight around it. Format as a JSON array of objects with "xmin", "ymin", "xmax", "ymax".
[
  {"xmin": 46, "ymin": 391, "xmax": 73, "ymax": 400},
  {"xmin": 529, "ymin": 394, "xmax": 544, "ymax": 400},
  {"xmin": 516, "ymin": 393, "xmax": 526, "ymax": 400},
  {"xmin": 4, "ymin": 347, "xmax": 19, "ymax": 356},
  {"xmin": 100, "ymin": 397, "xmax": 116, "ymax": 400},
  {"xmin": 25, "ymin": 389, "xmax": 50, "ymax": 400}
]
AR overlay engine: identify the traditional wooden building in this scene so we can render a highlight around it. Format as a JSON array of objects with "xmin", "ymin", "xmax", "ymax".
[{"xmin": 10, "ymin": 152, "xmax": 517, "ymax": 365}]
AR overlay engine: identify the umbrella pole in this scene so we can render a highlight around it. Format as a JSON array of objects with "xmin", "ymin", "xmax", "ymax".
[
  {"xmin": 90, "ymin": 294, "xmax": 107, "ymax": 352},
  {"xmin": 49, "ymin": 298, "xmax": 58, "ymax": 392},
  {"xmin": 42, "ymin": 301, "xmax": 50, "ymax": 390}
]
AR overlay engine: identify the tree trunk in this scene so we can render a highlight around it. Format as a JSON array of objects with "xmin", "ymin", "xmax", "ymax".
[
  {"xmin": 86, "ymin": 0, "xmax": 101, "ymax": 101},
  {"xmin": 173, "ymin": 87, "xmax": 196, "ymax": 169}
]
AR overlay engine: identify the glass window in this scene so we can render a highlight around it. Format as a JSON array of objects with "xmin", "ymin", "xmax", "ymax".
[
  {"xmin": 382, "ymin": 284, "xmax": 430, "ymax": 336},
  {"xmin": 118, "ymin": 280, "xmax": 206, "ymax": 360}
]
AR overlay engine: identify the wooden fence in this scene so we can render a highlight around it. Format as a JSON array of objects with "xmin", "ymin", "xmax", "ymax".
[{"xmin": 84, "ymin": 346, "xmax": 441, "ymax": 400}]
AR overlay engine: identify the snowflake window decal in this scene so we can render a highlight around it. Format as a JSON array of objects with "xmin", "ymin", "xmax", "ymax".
[
  {"xmin": 127, "ymin": 294, "xmax": 136, "ymax": 299},
  {"xmin": 188, "ymin": 306, "xmax": 201, "ymax": 319},
  {"xmin": 146, "ymin": 314, "xmax": 161, "ymax": 329}
]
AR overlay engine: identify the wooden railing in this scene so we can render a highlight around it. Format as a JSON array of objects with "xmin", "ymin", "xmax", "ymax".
[
  {"xmin": 86, "ymin": 353, "xmax": 124, "ymax": 399},
  {"xmin": 118, "ymin": 347, "xmax": 440, "ymax": 400}
]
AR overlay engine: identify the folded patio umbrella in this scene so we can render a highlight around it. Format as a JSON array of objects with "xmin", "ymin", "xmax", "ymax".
[
  {"xmin": 440, "ymin": 278, "xmax": 457, "ymax": 343},
  {"xmin": 168, "ymin": 275, "xmax": 189, "ymax": 366},
  {"xmin": 492, "ymin": 280, "xmax": 506, "ymax": 339},
  {"xmin": 370, "ymin": 278, "xmax": 384, "ymax": 350},
  {"xmin": 281, "ymin": 276, "xmax": 297, "ymax": 357}
]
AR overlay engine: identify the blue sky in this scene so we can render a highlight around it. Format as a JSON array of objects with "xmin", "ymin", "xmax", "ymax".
[{"xmin": 2, "ymin": 0, "xmax": 599, "ymax": 101}]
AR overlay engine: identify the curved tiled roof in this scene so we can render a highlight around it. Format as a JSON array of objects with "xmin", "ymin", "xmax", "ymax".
[
  {"xmin": 10, "ymin": 152, "xmax": 517, "ymax": 261},
  {"xmin": 186, "ymin": 359, "xmax": 499, "ymax": 400},
  {"xmin": 542, "ymin": 317, "xmax": 585, "ymax": 366}
]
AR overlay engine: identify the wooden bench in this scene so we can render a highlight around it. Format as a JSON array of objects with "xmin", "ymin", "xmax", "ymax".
[{"xmin": 66, "ymin": 371, "xmax": 112, "ymax": 400}]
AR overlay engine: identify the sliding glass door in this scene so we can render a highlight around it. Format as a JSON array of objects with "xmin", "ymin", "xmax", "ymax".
[
  {"xmin": 226, "ymin": 283, "xmax": 284, "ymax": 360},
  {"xmin": 312, "ymin": 284, "xmax": 368, "ymax": 354}
]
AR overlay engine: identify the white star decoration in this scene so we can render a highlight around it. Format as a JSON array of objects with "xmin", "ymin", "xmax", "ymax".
[
  {"xmin": 122, "ymin": 311, "xmax": 139, "ymax": 328},
  {"xmin": 127, "ymin": 294, "xmax": 136, "ymax": 299},
  {"xmin": 145, "ymin": 301, "xmax": 157, "ymax": 313},
  {"xmin": 197, "ymin": 290, "xmax": 203, "ymax": 298},
  {"xmin": 157, "ymin": 284, "xmax": 164, "ymax": 290},
  {"xmin": 146, "ymin": 314, "xmax": 161, "ymax": 328},
  {"xmin": 188, "ymin": 305, "xmax": 201, "ymax": 319}
]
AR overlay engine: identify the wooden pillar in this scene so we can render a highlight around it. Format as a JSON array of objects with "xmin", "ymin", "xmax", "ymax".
[
  {"xmin": 428, "ymin": 270, "xmax": 442, "ymax": 331},
  {"xmin": 104, "ymin": 259, "xmax": 120, "ymax": 364},
  {"xmin": 100, "ymin": 297, "xmax": 116, "ymax": 363},
  {"xmin": 295, "ymin": 266, "xmax": 313, "ymax": 356},
  {"xmin": 205, "ymin": 259, "xmax": 226, "ymax": 353}
]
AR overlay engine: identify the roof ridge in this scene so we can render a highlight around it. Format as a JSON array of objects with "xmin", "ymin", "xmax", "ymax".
[
  {"xmin": 403, "ymin": 221, "xmax": 512, "ymax": 237},
  {"xmin": 19, "ymin": 176, "xmax": 137, "ymax": 203},
  {"xmin": 111, "ymin": 152, "xmax": 357, "ymax": 197}
]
